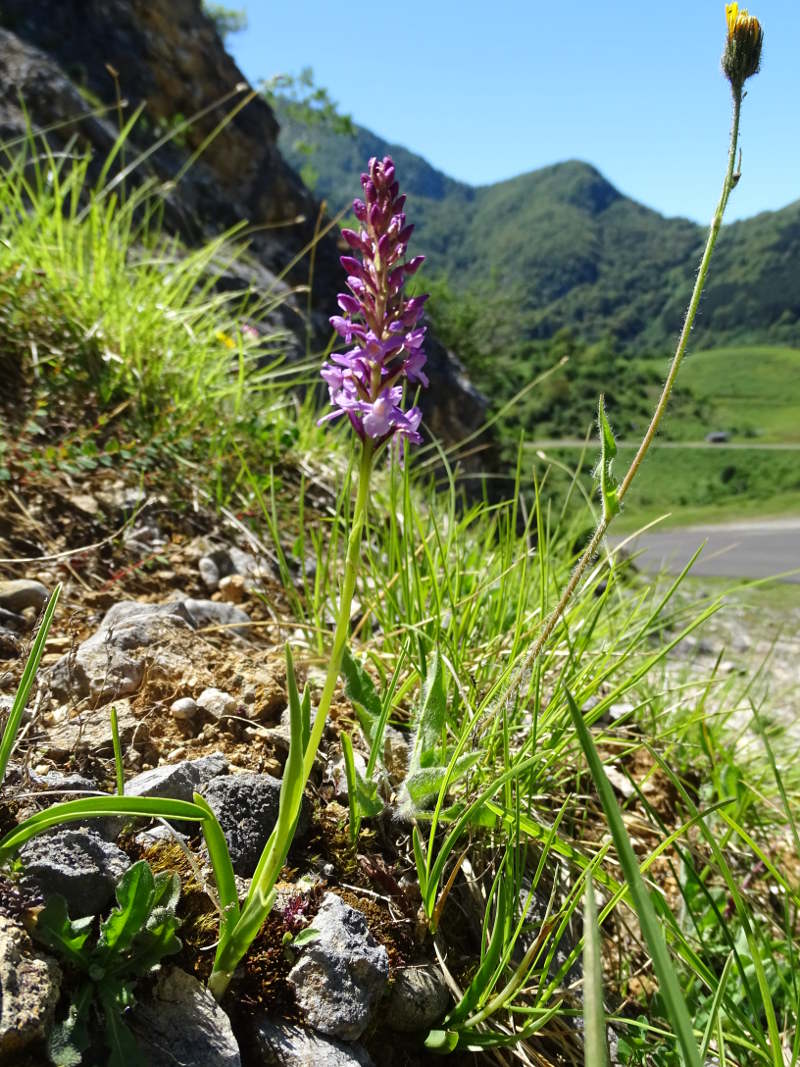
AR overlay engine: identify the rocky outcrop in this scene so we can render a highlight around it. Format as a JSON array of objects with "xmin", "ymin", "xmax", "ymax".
[{"xmin": 0, "ymin": 0, "xmax": 490, "ymax": 458}]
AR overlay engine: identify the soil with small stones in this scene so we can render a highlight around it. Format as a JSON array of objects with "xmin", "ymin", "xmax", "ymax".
[{"xmin": 0, "ymin": 462, "xmax": 486, "ymax": 1067}]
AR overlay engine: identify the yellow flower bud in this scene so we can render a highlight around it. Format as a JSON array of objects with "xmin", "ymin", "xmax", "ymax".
[{"xmin": 723, "ymin": 4, "xmax": 763, "ymax": 89}]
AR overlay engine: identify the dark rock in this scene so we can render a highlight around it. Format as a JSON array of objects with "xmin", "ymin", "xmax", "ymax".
[
  {"xmin": 0, "ymin": 607, "xmax": 27, "ymax": 634},
  {"xmin": 20, "ymin": 828, "xmax": 131, "ymax": 918},
  {"xmin": 200, "ymin": 773, "xmax": 310, "ymax": 877},
  {"xmin": 129, "ymin": 966, "xmax": 241, "ymax": 1067},
  {"xmin": 287, "ymin": 892, "xmax": 389, "ymax": 1041},
  {"xmin": 252, "ymin": 1019, "xmax": 375, "ymax": 1067},
  {"xmin": 0, "ymin": 916, "xmax": 62, "ymax": 1060}
]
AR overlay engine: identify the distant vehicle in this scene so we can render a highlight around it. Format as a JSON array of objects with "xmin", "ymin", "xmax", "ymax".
[{"xmin": 705, "ymin": 431, "xmax": 731, "ymax": 443}]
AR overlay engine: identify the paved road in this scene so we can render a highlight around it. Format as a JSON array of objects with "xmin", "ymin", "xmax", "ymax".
[
  {"xmin": 611, "ymin": 519, "xmax": 800, "ymax": 583},
  {"xmin": 528, "ymin": 439, "xmax": 800, "ymax": 451}
]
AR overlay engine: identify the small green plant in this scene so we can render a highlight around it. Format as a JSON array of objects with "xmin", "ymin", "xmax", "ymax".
[{"xmin": 30, "ymin": 861, "xmax": 182, "ymax": 1067}]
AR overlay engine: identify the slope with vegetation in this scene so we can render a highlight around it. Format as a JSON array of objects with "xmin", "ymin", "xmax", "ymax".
[{"xmin": 0, "ymin": 5, "xmax": 798, "ymax": 1066}]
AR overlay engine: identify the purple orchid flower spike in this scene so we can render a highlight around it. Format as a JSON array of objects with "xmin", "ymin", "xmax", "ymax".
[{"xmin": 320, "ymin": 156, "xmax": 428, "ymax": 452}]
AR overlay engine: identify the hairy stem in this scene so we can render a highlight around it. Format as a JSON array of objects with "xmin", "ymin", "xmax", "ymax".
[{"xmin": 508, "ymin": 85, "xmax": 744, "ymax": 706}]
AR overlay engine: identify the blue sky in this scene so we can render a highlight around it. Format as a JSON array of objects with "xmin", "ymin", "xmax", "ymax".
[{"xmin": 228, "ymin": 2, "xmax": 797, "ymax": 223}]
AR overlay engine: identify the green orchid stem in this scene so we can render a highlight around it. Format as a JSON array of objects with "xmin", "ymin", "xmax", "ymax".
[
  {"xmin": 207, "ymin": 439, "xmax": 374, "ymax": 1000},
  {"xmin": 509, "ymin": 84, "xmax": 744, "ymax": 699},
  {"xmin": 304, "ymin": 440, "xmax": 374, "ymax": 779}
]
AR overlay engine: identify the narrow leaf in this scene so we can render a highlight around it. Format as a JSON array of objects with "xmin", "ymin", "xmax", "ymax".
[
  {"xmin": 583, "ymin": 876, "xmax": 609, "ymax": 1067},
  {"xmin": 0, "ymin": 583, "xmax": 61, "ymax": 784},
  {"xmin": 566, "ymin": 691, "xmax": 701, "ymax": 1067}
]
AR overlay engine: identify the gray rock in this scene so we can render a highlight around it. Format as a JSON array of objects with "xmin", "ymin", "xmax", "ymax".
[
  {"xmin": 197, "ymin": 687, "xmax": 237, "ymax": 721},
  {"xmin": 201, "ymin": 773, "xmax": 310, "ymax": 876},
  {"xmin": 30, "ymin": 770, "xmax": 99, "ymax": 797},
  {"xmin": 183, "ymin": 598, "xmax": 251, "ymax": 637},
  {"xmin": 20, "ymin": 828, "xmax": 131, "ymax": 918},
  {"xmin": 0, "ymin": 578, "xmax": 49, "ymax": 614},
  {"xmin": 385, "ymin": 965, "xmax": 450, "ymax": 1032},
  {"xmin": 170, "ymin": 696, "xmax": 199, "ymax": 721},
  {"xmin": 129, "ymin": 967, "xmax": 240, "ymax": 1067},
  {"xmin": 288, "ymin": 893, "xmax": 389, "ymax": 1041},
  {"xmin": 199, "ymin": 555, "xmax": 222, "ymax": 591},
  {"xmin": 253, "ymin": 1019, "xmax": 375, "ymax": 1066},
  {"xmin": 42, "ymin": 699, "xmax": 144, "ymax": 758},
  {"xmin": 134, "ymin": 824, "xmax": 189, "ymax": 849},
  {"xmin": 126, "ymin": 753, "xmax": 229, "ymax": 803},
  {"xmin": 0, "ymin": 916, "xmax": 62, "ymax": 1060},
  {"xmin": 47, "ymin": 601, "xmax": 193, "ymax": 705}
]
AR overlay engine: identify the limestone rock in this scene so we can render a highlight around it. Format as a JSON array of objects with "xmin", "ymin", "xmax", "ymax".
[
  {"xmin": 253, "ymin": 1019, "xmax": 375, "ymax": 1067},
  {"xmin": 130, "ymin": 967, "xmax": 240, "ymax": 1067},
  {"xmin": 0, "ymin": 916, "xmax": 62, "ymax": 1060},
  {"xmin": 385, "ymin": 965, "xmax": 451, "ymax": 1032},
  {"xmin": 288, "ymin": 893, "xmax": 389, "ymax": 1041},
  {"xmin": 126, "ymin": 753, "xmax": 228, "ymax": 804},
  {"xmin": 42, "ymin": 699, "xmax": 144, "ymax": 759},
  {"xmin": 0, "ymin": 579, "xmax": 49, "ymax": 614}
]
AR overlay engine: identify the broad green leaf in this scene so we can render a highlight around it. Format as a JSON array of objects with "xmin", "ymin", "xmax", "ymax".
[
  {"xmin": 341, "ymin": 646, "xmax": 382, "ymax": 722},
  {"xmin": 97, "ymin": 861, "xmax": 156, "ymax": 958},
  {"xmin": 410, "ymin": 652, "xmax": 446, "ymax": 773},
  {"xmin": 404, "ymin": 752, "xmax": 480, "ymax": 810},
  {"xmin": 33, "ymin": 896, "xmax": 93, "ymax": 968},
  {"xmin": 150, "ymin": 869, "xmax": 181, "ymax": 915},
  {"xmin": 291, "ymin": 927, "xmax": 320, "ymax": 948},
  {"xmin": 130, "ymin": 908, "xmax": 182, "ymax": 975},
  {"xmin": 424, "ymin": 1029, "xmax": 459, "ymax": 1053},
  {"xmin": 566, "ymin": 690, "xmax": 702, "ymax": 1067},
  {"xmin": 98, "ymin": 983, "xmax": 147, "ymax": 1067}
]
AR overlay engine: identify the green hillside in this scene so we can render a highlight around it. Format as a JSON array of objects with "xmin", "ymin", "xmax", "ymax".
[
  {"xmin": 668, "ymin": 345, "xmax": 800, "ymax": 442},
  {"xmin": 278, "ymin": 112, "xmax": 800, "ymax": 354}
]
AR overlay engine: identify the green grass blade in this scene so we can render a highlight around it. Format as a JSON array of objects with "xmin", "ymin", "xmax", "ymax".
[
  {"xmin": 583, "ymin": 875, "xmax": 609, "ymax": 1067},
  {"xmin": 566, "ymin": 690, "xmax": 702, "ymax": 1067},
  {"xmin": 190, "ymin": 792, "xmax": 240, "ymax": 943},
  {"xmin": 0, "ymin": 583, "xmax": 61, "ymax": 784},
  {"xmin": 0, "ymin": 796, "xmax": 206, "ymax": 861},
  {"xmin": 340, "ymin": 730, "xmax": 361, "ymax": 843}
]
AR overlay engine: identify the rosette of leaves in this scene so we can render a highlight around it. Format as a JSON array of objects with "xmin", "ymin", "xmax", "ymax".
[
  {"xmin": 340, "ymin": 649, "xmax": 480, "ymax": 835},
  {"xmin": 30, "ymin": 860, "xmax": 182, "ymax": 1067}
]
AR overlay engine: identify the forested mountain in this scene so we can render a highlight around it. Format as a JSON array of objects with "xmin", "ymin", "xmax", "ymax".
[{"xmin": 278, "ymin": 111, "xmax": 800, "ymax": 353}]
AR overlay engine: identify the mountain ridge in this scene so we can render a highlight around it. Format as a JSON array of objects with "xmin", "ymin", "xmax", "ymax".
[{"xmin": 278, "ymin": 110, "xmax": 800, "ymax": 352}]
